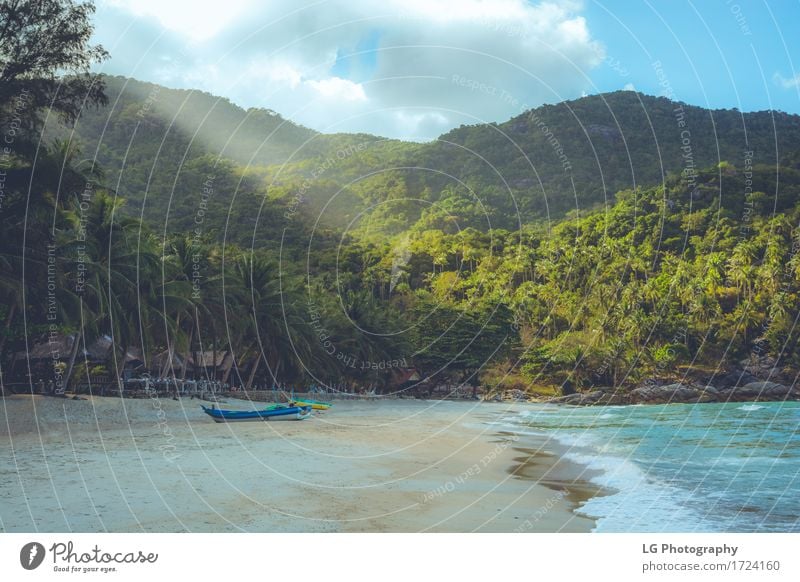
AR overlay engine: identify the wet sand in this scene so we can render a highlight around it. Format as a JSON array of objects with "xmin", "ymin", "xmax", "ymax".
[{"xmin": 0, "ymin": 395, "xmax": 600, "ymax": 532}]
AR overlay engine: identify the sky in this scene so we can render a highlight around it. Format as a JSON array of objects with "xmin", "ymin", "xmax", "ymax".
[{"xmin": 91, "ymin": 0, "xmax": 800, "ymax": 141}]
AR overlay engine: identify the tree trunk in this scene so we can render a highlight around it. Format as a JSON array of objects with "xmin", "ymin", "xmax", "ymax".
[
  {"xmin": 245, "ymin": 354, "xmax": 261, "ymax": 391},
  {"xmin": 272, "ymin": 359, "xmax": 282, "ymax": 392},
  {"xmin": 180, "ymin": 323, "xmax": 194, "ymax": 381},
  {"xmin": 63, "ymin": 330, "xmax": 82, "ymax": 394},
  {"xmin": 108, "ymin": 342, "xmax": 124, "ymax": 393},
  {"xmin": 221, "ymin": 354, "xmax": 234, "ymax": 384},
  {"xmin": 212, "ymin": 325, "xmax": 218, "ymax": 382},
  {"xmin": 192, "ymin": 313, "xmax": 199, "ymax": 382},
  {"xmin": 160, "ymin": 341, "xmax": 173, "ymax": 378}
]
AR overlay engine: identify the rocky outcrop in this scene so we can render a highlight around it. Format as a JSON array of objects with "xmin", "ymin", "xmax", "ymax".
[
  {"xmin": 720, "ymin": 381, "xmax": 795, "ymax": 402},
  {"xmin": 501, "ymin": 389, "xmax": 528, "ymax": 401},
  {"xmin": 740, "ymin": 355, "xmax": 779, "ymax": 377},
  {"xmin": 629, "ymin": 383, "xmax": 720, "ymax": 404},
  {"xmin": 715, "ymin": 370, "xmax": 759, "ymax": 389},
  {"xmin": 548, "ymin": 381, "xmax": 799, "ymax": 406},
  {"xmin": 549, "ymin": 389, "xmax": 630, "ymax": 406},
  {"xmin": 712, "ymin": 356, "xmax": 789, "ymax": 389}
]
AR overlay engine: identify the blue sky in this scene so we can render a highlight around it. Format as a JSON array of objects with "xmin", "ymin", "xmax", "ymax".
[
  {"xmin": 586, "ymin": 1, "xmax": 800, "ymax": 114},
  {"xmin": 92, "ymin": 1, "xmax": 800, "ymax": 140}
]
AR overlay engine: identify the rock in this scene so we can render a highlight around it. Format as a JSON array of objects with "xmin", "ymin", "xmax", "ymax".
[
  {"xmin": 581, "ymin": 390, "xmax": 604, "ymax": 403},
  {"xmin": 716, "ymin": 371, "xmax": 758, "ymax": 388},
  {"xmin": 740, "ymin": 354, "xmax": 776, "ymax": 368},
  {"xmin": 739, "ymin": 355, "xmax": 780, "ymax": 378},
  {"xmin": 630, "ymin": 383, "xmax": 683, "ymax": 404},
  {"xmin": 713, "ymin": 381, "xmax": 800, "ymax": 402},
  {"xmin": 548, "ymin": 393, "xmax": 584, "ymax": 405},
  {"xmin": 502, "ymin": 389, "xmax": 528, "ymax": 401},
  {"xmin": 734, "ymin": 381, "xmax": 789, "ymax": 400},
  {"xmin": 547, "ymin": 378, "xmax": 799, "ymax": 407},
  {"xmin": 694, "ymin": 386, "xmax": 720, "ymax": 403},
  {"xmin": 548, "ymin": 388, "xmax": 629, "ymax": 406},
  {"xmin": 629, "ymin": 383, "xmax": 720, "ymax": 404}
]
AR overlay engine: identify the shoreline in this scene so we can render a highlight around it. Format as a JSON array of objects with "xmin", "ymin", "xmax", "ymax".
[
  {"xmin": 6, "ymin": 378, "xmax": 798, "ymax": 409},
  {"xmin": 0, "ymin": 395, "xmax": 599, "ymax": 532}
]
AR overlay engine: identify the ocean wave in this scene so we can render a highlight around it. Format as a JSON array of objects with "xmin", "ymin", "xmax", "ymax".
[
  {"xmin": 516, "ymin": 423, "xmax": 715, "ymax": 532},
  {"xmin": 562, "ymin": 449, "xmax": 715, "ymax": 532},
  {"xmin": 517, "ymin": 407, "xmax": 560, "ymax": 418},
  {"xmin": 505, "ymin": 401, "xmax": 800, "ymax": 532}
]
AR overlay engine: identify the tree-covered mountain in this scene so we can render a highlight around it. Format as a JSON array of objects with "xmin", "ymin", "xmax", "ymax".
[
  {"xmin": 423, "ymin": 91, "xmax": 800, "ymax": 217},
  {"xmin": 62, "ymin": 78, "xmax": 800, "ymax": 242},
  {"xmin": 48, "ymin": 75, "xmax": 397, "ymax": 237}
]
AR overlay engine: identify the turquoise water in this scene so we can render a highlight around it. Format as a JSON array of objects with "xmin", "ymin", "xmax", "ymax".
[{"xmin": 501, "ymin": 401, "xmax": 800, "ymax": 532}]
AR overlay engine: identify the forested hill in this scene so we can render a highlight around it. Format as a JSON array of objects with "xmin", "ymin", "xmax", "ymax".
[
  {"xmin": 74, "ymin": 75, "xmax": 321, "ymax": 166},
  {"xmin": 253, "ymin": 90, "xmax": 800, "ymax": 237},
  {"xmin": 416, "ymin": 91, "xmax": 800, "ymax": 219},
  {"xmin": 61, "ymin": 79, "xmax": 800, "ymax": 240},
  {"xmin": 53, "ymin": 75, "xmax": 393, "ymax": 229}
]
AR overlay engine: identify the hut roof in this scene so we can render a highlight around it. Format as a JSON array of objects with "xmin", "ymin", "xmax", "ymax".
[
  {"xmin": 82, "ymin": 335, "xmax": 113, "ymax": 361},
  {"xmin": 123, "ymin": 347, "xmax": 144, "ymax": 364},
  {"xmin": 151, "ymin": 350, "xmax": 185, "ymax": 371},
  {"xmin": 392, "ymin": 367, "xmax": 421, "ymax": 384},
  {"xmin": 15, "ymin": 333, "xmax": 77, "ymax": 360},
  {"xmin": 187, "ymin": 351, "xmax": 233, "ymax": 371}
]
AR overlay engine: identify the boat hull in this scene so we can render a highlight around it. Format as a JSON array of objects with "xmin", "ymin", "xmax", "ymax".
[{"xmin": 201, "ymin": 405, "xmax": 312, "ymax": 422}]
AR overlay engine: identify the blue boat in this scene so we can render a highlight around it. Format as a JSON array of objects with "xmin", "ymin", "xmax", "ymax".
[{"xmin": 201, "ymin": 404, "xmax": 312, "ymax": 423}]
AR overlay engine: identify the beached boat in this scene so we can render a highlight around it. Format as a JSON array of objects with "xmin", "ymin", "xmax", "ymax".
[
  {"xmin": 201, "ymin": 404, "xmax": 312, "ymax": 423},
  {"xmin": 289, "ymin": 398, "xmax": 332, "ymax": 410}
]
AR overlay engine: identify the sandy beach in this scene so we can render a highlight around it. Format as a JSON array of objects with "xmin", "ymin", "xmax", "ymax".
[{"xmin": 0, "ymin": 395, "xmax": 599, "ymax": 532}]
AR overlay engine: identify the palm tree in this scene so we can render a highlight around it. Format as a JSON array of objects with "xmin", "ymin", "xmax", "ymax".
[
  {"xmin": 229, "ymin": 253, "xmax": 315, "ymax": 388},
  {"xmin": 58, "ymin": 190, "xmax": 152, "ymax": 389},
  {"xmin": 728, "ymin": 241, "xmax": 756, "ymax": 300}
]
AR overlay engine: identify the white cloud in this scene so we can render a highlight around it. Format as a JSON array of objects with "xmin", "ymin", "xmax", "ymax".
[
  {"xmin": 623, "ymin": 82, "xmax": 636, "ymax": 91},
  {"xmin": 245, "ymin": 60, "xmax": 303, "ymax": 89},
  {"xmin": 94, "ymin": 0, "xmax": 605, "ymax": 139},
  {"xmin": 102, "ymin": 0, "xmax": 255, "ymax": 41},
  {"xmin": 773, "ymin": 72, "xmax": 800, "ymax": 89},
  {"xmin": 305, "ymin": 77, "xmax": 367, "ymax": 102}
]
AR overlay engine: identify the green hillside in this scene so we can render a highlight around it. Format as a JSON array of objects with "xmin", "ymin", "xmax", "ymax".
[
  {"xmin": 53, "ymin": 76, "xmax": 397, "ymax": 237},
  {"xmin": 62, "ymin": 79, "xmax": 800, "ymax": 241},
  {"xmin": 427, "ymin": 91, "xmax": 800, "ymax": 218}
]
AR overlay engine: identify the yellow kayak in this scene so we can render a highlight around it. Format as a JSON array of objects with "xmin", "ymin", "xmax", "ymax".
[{"xmin": 290, "ymin": 399, "xmax": 332, "ymax": 410}]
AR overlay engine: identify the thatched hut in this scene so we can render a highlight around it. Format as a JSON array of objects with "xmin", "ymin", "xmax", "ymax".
[
  {"xmin": 14, "ymin": 333, "xmax": 77, "ymax": 362},
  {"xmin": 186, "ymin": 351, "xmax": 234, "ymax": 379},
  {"xmin": 151, "ymin": 350, "xmax": 185, "ymax": 376},
  {"xmin": 121, "ymin": 347, "xmax": 145, "ymax": 380},
  {"xmin": 82, "ymin": 335, "xmax": 114, "ymax": 363}
]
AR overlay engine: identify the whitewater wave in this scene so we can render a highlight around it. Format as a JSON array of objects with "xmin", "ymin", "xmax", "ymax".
[
  {"xmin": 503, "ymin": 410, "xmax": 716, "ymax": 532},
  {"xmin": 560, "ymin": 447, "xmax": 715, "ymax": 532},
  {"xmin": 737, "ymin": 404, "xmax": 765, "ymax": 411}
]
